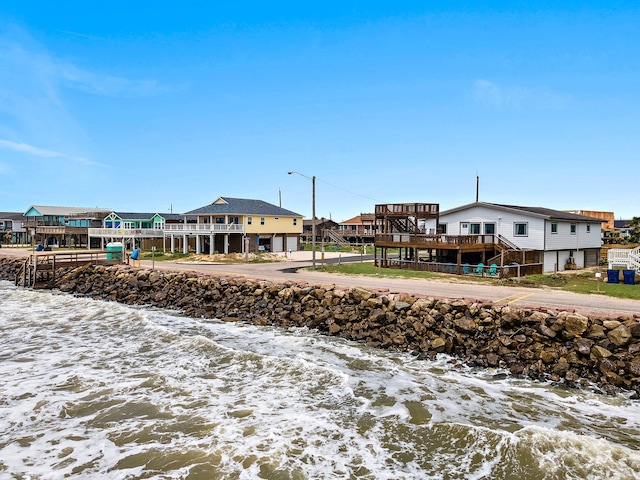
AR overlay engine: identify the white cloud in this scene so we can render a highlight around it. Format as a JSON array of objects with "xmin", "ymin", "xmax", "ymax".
[
  {"xmin": 57, "ymin": 63, "xmax": 169, "ymax": 98},
  {"xmin": 473, "ymin": 79, "xmax": 570, "ymax": 110},
  {"xmin": 0, "ymin": 139, "xmax": 101, "ymax": 166}
]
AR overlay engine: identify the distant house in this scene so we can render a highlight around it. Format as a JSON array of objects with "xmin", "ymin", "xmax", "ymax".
[
  {"xmin": 338, "ymin": 214, "xmax": 378, "ymax": 244},
  {"xmin": 0, "ymin": 212, "xmax": 29, "ymax": 245},
  {"xmin": 302, "ymin": 218, "xmax": 340, "ymax": 244},
  {"xmin": 169, "ymin": 197, "xmax": 303, "ymax": 254},
  {"xmin": 428, "ymin": 202, "xmax": 603, "ymax": 272},
  {"xmin": 565, "ymin": 210, "xmax": 613, "ymax": 229},
  {"xmin": 23, "ymin": 205, "xmax": 110, "ymax": 248}
]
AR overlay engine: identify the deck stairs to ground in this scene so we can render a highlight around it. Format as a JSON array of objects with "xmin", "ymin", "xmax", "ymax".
[
  {"xmin": 323, "ymin": 229, "xmax": 350, "ymax": 247},
  {"xmin": 486, "ymin": 234, "xmax": 530, "ymax": 265},
  {"xmin": 608, "ymin": 246, "xmax": 640, "ymax": 271}
]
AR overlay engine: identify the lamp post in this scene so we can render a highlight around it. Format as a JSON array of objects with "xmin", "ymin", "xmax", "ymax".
[{"xmin": 288, "ymin": 171, "xmax": 316, "ymax": 270}]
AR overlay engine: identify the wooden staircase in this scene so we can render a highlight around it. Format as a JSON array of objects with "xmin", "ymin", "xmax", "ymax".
[
  {"xmin": 486, "ymin": 235, "xmax": 534, "ymax": 266},
  {"xmin": 323, "ymin": 229, "xmax": 350, "ymax": 247}
]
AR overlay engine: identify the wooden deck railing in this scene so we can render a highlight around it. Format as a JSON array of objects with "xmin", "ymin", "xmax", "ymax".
[
  {"xmin": 375, "ymin": 233, "xmax": 497, "ymax": 246},
  {"xmin": 378, "ymin": 259, "xmax": 543, "ymax": 278},
  {"xmin": 16, "ymin": 250, "xmax": 122, "ymax": 288},
  {"xmin": 375, "ymin": 203, "xmax": 439, "ymax": 216}
]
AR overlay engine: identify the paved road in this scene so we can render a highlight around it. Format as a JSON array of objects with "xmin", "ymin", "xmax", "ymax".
[{"xmin": 2, "ymin": 248, "xmax": 638, "ymax": 317}]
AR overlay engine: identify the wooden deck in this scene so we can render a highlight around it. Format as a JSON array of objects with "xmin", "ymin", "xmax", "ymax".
[
  {"xmin": 375, "ymin": 233, "xmax": 499, "ymax": 252},
  {"xmin": 15, "ymin": 250, "xmax": 122, "ymax": 288}
]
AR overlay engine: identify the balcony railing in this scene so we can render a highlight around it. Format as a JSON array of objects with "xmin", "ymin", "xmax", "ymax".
[
  {"xmin": 375, "ymin": 233, "xmax": 497, "ymax": 245},
  {"xmin": 164, "ymin": 224, "xmax": 244, "ymax": 233},
  {"xmin": 88, "ymin": 228, "xmax": 165, "ymax": 237},
  {"xmin": 375, "ymin": 203, "xmax": 439, "ymax": 216}
]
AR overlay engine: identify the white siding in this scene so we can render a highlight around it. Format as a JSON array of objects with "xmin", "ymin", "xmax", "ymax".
[
  {"xmin": 435, "ymin": 205, "xmax": 546, "ymax": 250},
  {"xmin": 543, "ymin": 251, "xmax": 559, "ymax": 272},
  {"xmin": 545, "ymin": 221, "xmax": 601, "ymax": 251}
]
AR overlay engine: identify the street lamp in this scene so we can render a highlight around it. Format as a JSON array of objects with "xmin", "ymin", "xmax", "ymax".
[{"xmin": 288, "ymin": 171, "xmax": 316, "ymax": 270}]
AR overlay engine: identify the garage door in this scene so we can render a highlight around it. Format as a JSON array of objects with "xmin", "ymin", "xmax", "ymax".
[
  {"xmin": 286, "ymin": 236, "xmax": 298, "ymax": 252},
  {"xmin": 272, "ymin": 236, "xmax": 284, "ymax": 253}
]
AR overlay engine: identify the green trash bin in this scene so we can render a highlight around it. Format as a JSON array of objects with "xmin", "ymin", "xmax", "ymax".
[{"xmin": 106, "ymin": 242, "xmax": 123, "ymax": 261}]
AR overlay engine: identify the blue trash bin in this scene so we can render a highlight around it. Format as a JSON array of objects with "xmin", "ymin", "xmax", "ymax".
[
  {"xmin": 607, "ymin": 269, "xmax": 619, "ymax": 284},
  {"xmin": 623, "ymin": 270, "xmax": 635, "ymax": 285}
]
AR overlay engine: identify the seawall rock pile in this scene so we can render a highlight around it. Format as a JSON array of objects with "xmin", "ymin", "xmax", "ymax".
[{"xmin": 2, "ymin": 257, "xmax": 639, "ymax": 396}]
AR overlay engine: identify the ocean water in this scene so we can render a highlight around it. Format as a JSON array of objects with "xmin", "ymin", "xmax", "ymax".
[{"xmin": 1, "ymin": 280, "xmax": 639, "ymax": 480}]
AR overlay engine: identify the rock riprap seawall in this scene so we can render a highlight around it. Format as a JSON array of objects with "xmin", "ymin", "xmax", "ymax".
[{"xmin": 1, "ymin": 257, "xmax": 639, "ymax": 396}]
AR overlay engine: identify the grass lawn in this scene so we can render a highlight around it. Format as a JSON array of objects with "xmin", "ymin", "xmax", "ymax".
[{"xmin": 316, "ymin": 263, "xmax": 640, "ymax": 300}]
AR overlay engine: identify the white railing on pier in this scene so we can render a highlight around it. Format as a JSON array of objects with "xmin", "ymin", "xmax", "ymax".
[
  {"xmin": 629, "ymin": 246, "xmax": 640, "ymax": 271},
  {"xmin": 607, "ymin": 247, "xmax": 640, "ymax": 271},
  {"xmin": 88, "ymin": 228, "xmax": 165, "ymax": 237},
  {"xmin": 164, "ymin": 224, "xmax": 244, "ymax": 234}
]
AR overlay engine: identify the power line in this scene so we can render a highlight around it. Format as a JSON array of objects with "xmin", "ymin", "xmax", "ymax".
[{"xmin": 314, "ymin": 177, "xmax": 382, "ymax": 202}]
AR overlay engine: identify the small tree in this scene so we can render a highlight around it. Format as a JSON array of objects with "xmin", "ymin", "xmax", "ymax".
[{"xmin": 628, "ymin": 216, "xmax": 640, "ymax": 244}]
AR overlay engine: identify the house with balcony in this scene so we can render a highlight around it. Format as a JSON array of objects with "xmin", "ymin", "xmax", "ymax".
[
  {"xmin": 167, "ymin": 197, "xmax": 303, "ymax": 254},
  {"xmin": 23, "ymin": 205, "xmax": 110, "ymax": 248},
  {"xmin": 431, "ymin": 203, "xmax": 603, "ymax": 273},
  {"xmin": 374, "ymin": 202, "xmax": 602, "ymax": 276},
  {"xmin": 88, "ymin": 212, "xmax": 185, "ymax": 250},
  {"xmin": 338, "ymin": 214, "xmax": 378, "ymax": 245},
  {"xmin": 0, "ymin": 212, "xmax": 29, "ymax": 245}
]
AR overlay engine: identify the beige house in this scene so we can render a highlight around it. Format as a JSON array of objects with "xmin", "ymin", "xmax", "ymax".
[{"xmin": 166, "ymin": 197, "xmax": 303, "ymax": 254}]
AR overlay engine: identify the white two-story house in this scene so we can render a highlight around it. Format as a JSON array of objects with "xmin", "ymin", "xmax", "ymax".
[{"xmin": 428, "ymin": 202, "xmax": 603, "ymax": 272}]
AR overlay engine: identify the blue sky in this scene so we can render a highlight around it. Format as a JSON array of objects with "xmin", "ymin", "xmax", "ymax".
[{"xmin": 1, "ymin": 1, "xmax": 639, "ymax": 221}]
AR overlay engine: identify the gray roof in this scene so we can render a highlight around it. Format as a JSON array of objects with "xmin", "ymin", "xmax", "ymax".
[
  {"xmin": 185, "ymin": 197, "xmax": 301, "ymax": 217},
  {"xmin": 112, "ymin": 212, "xmax": 156, "ymax": 220},
  {"xmin": 112, "ymin": 212, "xmax": 184, "ymax": 221},
  {"xmin": 25, "ymin": 205, "xmax": 110, "ymax": 216},
  {"xmin": 0, "ymin": 212, "xmax": 25, "ymax": 221},
  {"xmin": 442, "ymin": 202, "xmax": 603, "ymax": 223},
  {"xmin": 614, "ymin": 219, "xmax": 631, "ymax": 228},
  {"xmin": 490, "ymin": 204, "xmax": 603, "ymax": 222}
]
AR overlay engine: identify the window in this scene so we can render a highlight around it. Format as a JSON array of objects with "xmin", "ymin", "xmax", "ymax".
[
  {"xmin": 570, "ymin": 224, "xmax": 576, "ymax": 235},
  {"xmin": 586, "ymin": 224, "xmax": 591, "ymax": 233},
  {"xmin": 439, "ymin": 223, "xmax": 447, "ymax": 234},
  {"xmin": 215, "ymin": 217, "xmax": 224, "ymax": 224},
  {"xmin": 470, "ymin": 223, "xmax": 481, "ymax": 235},
  {"xmin": 293, "ymin": 218, "xmax": 298, "ymax": 226},
  {"xmin": 551, "ymin": 223, "xmax": 558, "ymax": 234},
  {"xmin": 248, "ymin": 216, "xmax": 253, "ymax": 225},
  {"xmin": 260, "ymin": 217, "xmax": 265, "ymax": 226},
  {"xmin": 514, "ymin": 223, "xmax": 528, "ymax": 236},
  {"xmin": 484, "ymin": 223, "xmax": 495, "ymax": 235},
  {"xmin": 229, "ymin": 216, "xmax": 239, "ymax": 224}
]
